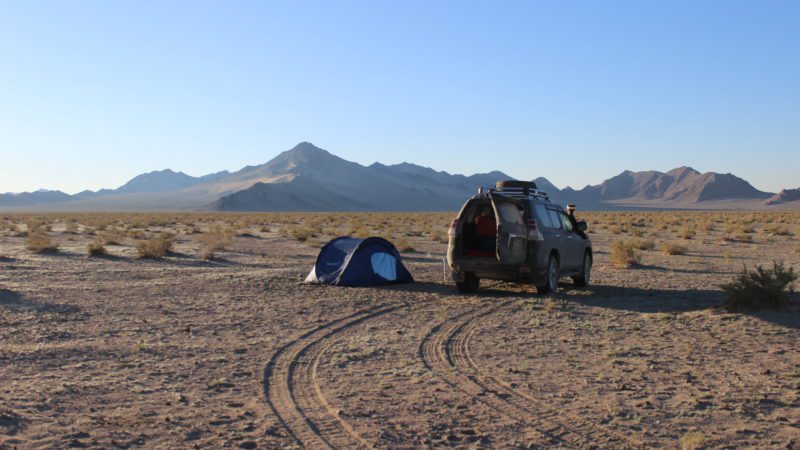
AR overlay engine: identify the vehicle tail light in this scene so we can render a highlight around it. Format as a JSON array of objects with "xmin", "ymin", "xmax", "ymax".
[
  {"xmin": 527, "ymin": 219, "xmax": 544, "ymax": 241},
  {"xmin": 448, "ymin": 219, "xmax": 460, "ymax": 237}
]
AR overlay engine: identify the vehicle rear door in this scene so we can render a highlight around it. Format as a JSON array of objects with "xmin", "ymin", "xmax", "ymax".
[{"xmin": 489, "ymin": 194, "xmax": 527, "ymax": 264}]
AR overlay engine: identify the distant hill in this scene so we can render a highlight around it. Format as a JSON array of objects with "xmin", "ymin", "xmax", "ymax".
[
  {"xmin": 0, "ymin": 190, "xmax": 73, "ymax": 207},
  {"xmin": 552, "ymin": 166, "xmax": 772, "ymax": 208},
  {"xmin": 212, "ymin": 143, "xmax": 512, "ymax": 211},
  {"xmin": 765, "ymin": 188, "xmax": 800, "ymax": 205},
  {"xmin": 0, "ymin": 142, "xmax": 795, "ymax": 211}
]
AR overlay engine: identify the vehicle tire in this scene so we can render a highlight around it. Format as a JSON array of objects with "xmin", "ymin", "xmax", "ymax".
[
  {"xmin": 537, "ymin": 255, "xmax": 559, "ymax": 294},
  {"xmin": 456, "ymin": 272, "xmax": 480, "ymax": 294},
  {"xmin": 572, "ymin": 252, "xmax": 591, "ymax": 287}
]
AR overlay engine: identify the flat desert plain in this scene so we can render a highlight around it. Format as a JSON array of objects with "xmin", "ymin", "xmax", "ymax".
[{"xmin": 1, "ymin": 211, "xmax": 799, "ymax": 449}]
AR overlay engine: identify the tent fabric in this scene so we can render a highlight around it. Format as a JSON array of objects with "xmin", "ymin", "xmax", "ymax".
[{"xmin": 305, "ymin": 236, "xmax": 414, "ymax": 286}]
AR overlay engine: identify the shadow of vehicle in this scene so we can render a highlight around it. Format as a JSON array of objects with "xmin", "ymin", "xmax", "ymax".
[{"xmin": 0, "ymin": 289, "xmax": 82, "ymax": 314}]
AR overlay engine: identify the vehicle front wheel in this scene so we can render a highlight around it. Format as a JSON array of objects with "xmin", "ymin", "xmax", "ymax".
[
  {"xmin": 456, "ymin": 272, "xmax": 480, "ymax": 294},
  {"xmin": 572, "ymin": 252, "xmax": 591, "ymax": 287},
  {"xmin": 537, "ymin": 256, "xmax": 559, "ymax": 294}
]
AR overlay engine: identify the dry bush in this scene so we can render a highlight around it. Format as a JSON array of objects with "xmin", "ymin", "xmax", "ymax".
[
  {"xmin": 610, "ymin": 240, "xmax": 640, "ymax": 267},
  {"xmin": 661, "ymin": 243, "xmax": 687, "ymax": 255},
  {"xmin": 200, "ymin": 225, "xmax": 234, "ymax": 259},
  {"xmin": 87, "ymin": 238, "xmax": 107, "ymax": 256},
  {"xmin": 680, "ymin": 431, "xmax": 706, "ymax": 450},
  {"xmin": 608, "ymin": 225, "xmax": 623, "ymax": 235},
  {"xmin": 430, "ymin": 227, "xmax": 448, "ymax": 243},
  {"xmin": 65, "ymin": 222, "xmax": 79, "ymax": 234},
  {"xmin": 722, "ymin": 262, "xmax": 797, "ymax": 311},
  {"xmin": 25, "ymin": 231, "xmax": 58, "ymax": 253},
  {"xmin": 678, "ymin": 225, "xmax": 696, "ymax": 240},
  {"xmin": 134, "ymin": 234, "xmax": 174, "ymax": 259},
  {"xmin": 627, "ymin": 237, "xmax": 655, "ymax": 251},
  {"xmin": 393, "ymin": 237, "xmax": 415, "ymax": 252},
  {"xmin": 764, "ymin": 225, "xmax": 792, "ymax": 236},
  {"xmin": 287, "ymin": 224, "xmax": 315, "ymax": 242},
  {"xmin": 101, "ymin": 227, "xmax": 127, "ymax": 245}
]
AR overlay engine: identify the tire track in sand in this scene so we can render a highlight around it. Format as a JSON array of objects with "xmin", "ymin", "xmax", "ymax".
[
  {"xmin": 264, "ymin": 303, "xmax": 404, "ymax": 449},
  {"xmin": 421, "ymin": 300, "xmax": 637, "ymax": 449}
]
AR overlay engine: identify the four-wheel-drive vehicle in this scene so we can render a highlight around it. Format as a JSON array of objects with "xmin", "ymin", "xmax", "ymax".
[{"xmin": 447, "ymin": 180, "xmax": 592, "ymax": 294}]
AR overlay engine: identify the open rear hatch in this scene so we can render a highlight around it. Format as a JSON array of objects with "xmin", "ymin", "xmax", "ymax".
[{"xmin": 489, "ymin": 193, "xmax": 528, "ymax": 264}]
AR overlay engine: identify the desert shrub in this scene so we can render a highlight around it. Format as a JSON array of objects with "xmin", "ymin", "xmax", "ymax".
[
  {"xmin": 134, "ymin": 234, "xmax": 174, "ymax": 259},
  {"xmin": 678, "ymin": 225, "xmax": 696, "ymax": 240},
  {"xmin": 661, "ymin": 243, "xmax": 687, "ymax": 255},
  {"xmin": 430, "ymin": 227, "xmax": 448, "ymax": 243},
  {"xmin": 722, "ymin": 262, "xmax": 797, "ymax": 311},
  {"xmin": 734, "ymin": 233, "xmax": 753, "ymax": 242},
  {"xmin": 627, "ymin": 237, "xmax": 655, "ymax": 251},
  {"xmin": 610, "ymin": 240, "xmax": 640, "ymax": 267},
  {"xmin": 627, "ymin": 227, "xmax": 644, "ymax": 237},
  {"xmin": 101, "ymin": 227, "xmax": 127, "ymax": 245},
  {"xmin": 764, "ymin": 225, "xmax": 792, "ymax": 236},
  {"xmin": 680, "ymin": 431, "xmax": 705, "ymax": 450},
  {"xmin": 87, "ymin": 238, "xmax": 107, "ymax": 256},
  {"xmin": 200, "ymin": 225, "xmax": 234, "ymax": 259},
  {"xmin": 608, "ymin": 225, "xmax": 623, "ymax": 235},
  {"xmin": 394, "ymin": 237, "xmax": 415, "ymax": 253},
  {"xmin": 287, "ymin": 224, "xmax": 315, "ymax": 242},
  {"xmin": 25, "ymin": 231, "xmax": 58, "ymax": 253},
  {"xmin": 65, "ymin": 222, "xmax": 79, "ymax": 234}
]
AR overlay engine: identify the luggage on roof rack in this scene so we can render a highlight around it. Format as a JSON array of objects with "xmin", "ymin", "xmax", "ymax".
[{"xmin": 490, "ymin": 180, "xmax": 550, "ymax": 201}]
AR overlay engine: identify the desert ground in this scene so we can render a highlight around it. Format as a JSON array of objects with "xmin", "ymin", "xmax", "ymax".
[{"xmin": 1, "ymin": 211, "xmax": 799, "ymax": 449}]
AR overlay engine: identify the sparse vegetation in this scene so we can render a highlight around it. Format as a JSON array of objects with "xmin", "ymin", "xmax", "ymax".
[
  {"xmin": 394, "ymin": 237, "xmax": 415, "ymax": 253},
  {"xmin": 679, "ymin": 431, "xmax": 706, "ymax": 450},
  {"xmin": 678, "ymin": 225, "xmax": 695, "ymax": 240},
  {"xmin": 610, "ymin": 240, "xmax": 640, "ymax": 267},
  {"xmin": 25, "ymin": 230, "xmax": 58, "ymax": 253},
  {"xmin": 87, "ymin": 238, "xmax": 107, "ymax": 256},
  {"xmin": 101, "ymin": 227, "xmax": 127, "ymax": 245},
  {"xmin": 722, "ymin": 262, "xmax": 797, "ymax": 311},
  {"xmin": 134, "ymin": 234, "xmax": 175, "ymax": 259},
  {"xmin": 627, "ymin": 237, "xmax": 655, "ymax": 251},
  {"xmin": 200, "ymin": 225, "xmax": 234, "ymax": 259},
  {"xmin": 661, "ymin": 243, "xmax": 687, "ymax": 255}
]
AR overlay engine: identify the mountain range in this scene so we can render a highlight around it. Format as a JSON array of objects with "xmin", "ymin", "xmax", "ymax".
[{"xmin": 1, "ymin": 142, "xmax": 797, "ymax": 211}]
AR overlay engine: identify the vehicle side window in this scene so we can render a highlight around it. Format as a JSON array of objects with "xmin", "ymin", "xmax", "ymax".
[
  {"xmin": 533, "ymin": 204, "xmax": 552, "ymax": 229},
  {"xmin": 495, "ymin": 202, "xmax": 524, "ymax": 225},
  {"xmin": 547, "ymin": 209, "xmax": 562, "ymax": 230},
  {"xmin": 559, "ymin": 212, "xmax": 574, "ymax": 232}
]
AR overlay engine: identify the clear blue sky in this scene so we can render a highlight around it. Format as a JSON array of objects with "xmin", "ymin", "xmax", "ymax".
[{"xmin": 1, "ymin": 1, "xmax": 798, "ymax": 194}]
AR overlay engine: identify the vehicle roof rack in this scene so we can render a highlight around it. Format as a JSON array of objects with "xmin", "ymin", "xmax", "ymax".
[{"xmin": 478, "ymin": 180, "xmax": 551, "ymax": 202}]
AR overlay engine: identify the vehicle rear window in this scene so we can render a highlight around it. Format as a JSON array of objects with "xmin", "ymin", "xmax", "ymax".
[
  {"xmin": 533, "ymin": 204, "xmax": 552, "ymax": 229},
  {"xmin": 547, "ymin": 209, "xmax": 562, "ymax": 229},
  {"xmin": 495, "ymin": 203, "xmax": 524, "ymax": 225}
]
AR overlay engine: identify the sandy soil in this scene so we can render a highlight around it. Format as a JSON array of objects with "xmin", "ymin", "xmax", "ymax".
[{"xmin": 1, "ymin": 214, "xmax": 799, "ymax": 449}]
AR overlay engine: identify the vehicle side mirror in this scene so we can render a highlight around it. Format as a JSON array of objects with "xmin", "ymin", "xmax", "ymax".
[{"xmin": 576, "ymin": 221, "xmax": 587, "ymax": 232}]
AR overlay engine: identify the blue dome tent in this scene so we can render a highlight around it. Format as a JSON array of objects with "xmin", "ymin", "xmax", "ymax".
[{"xmin": 305, "ymin": 237, "xmax": 414, "ymax": 286}]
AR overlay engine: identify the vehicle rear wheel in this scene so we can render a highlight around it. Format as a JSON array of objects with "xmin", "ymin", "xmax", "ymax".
[
  {"xmin": 537, "ymin": 256, "xmax": 558, "ymax": 294},
  {"xmin": 456, "ymin": 272, "xmax": 480, "ymax": 294},
  {"xmin": 572, "ymin": 252, "xmax": 591, "ymax": 287}
]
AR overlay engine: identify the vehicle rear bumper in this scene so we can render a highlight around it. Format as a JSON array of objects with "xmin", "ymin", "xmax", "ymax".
[{"xmin": 450, "ymin": 258, "xmax": 547, "ymax": 285}]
